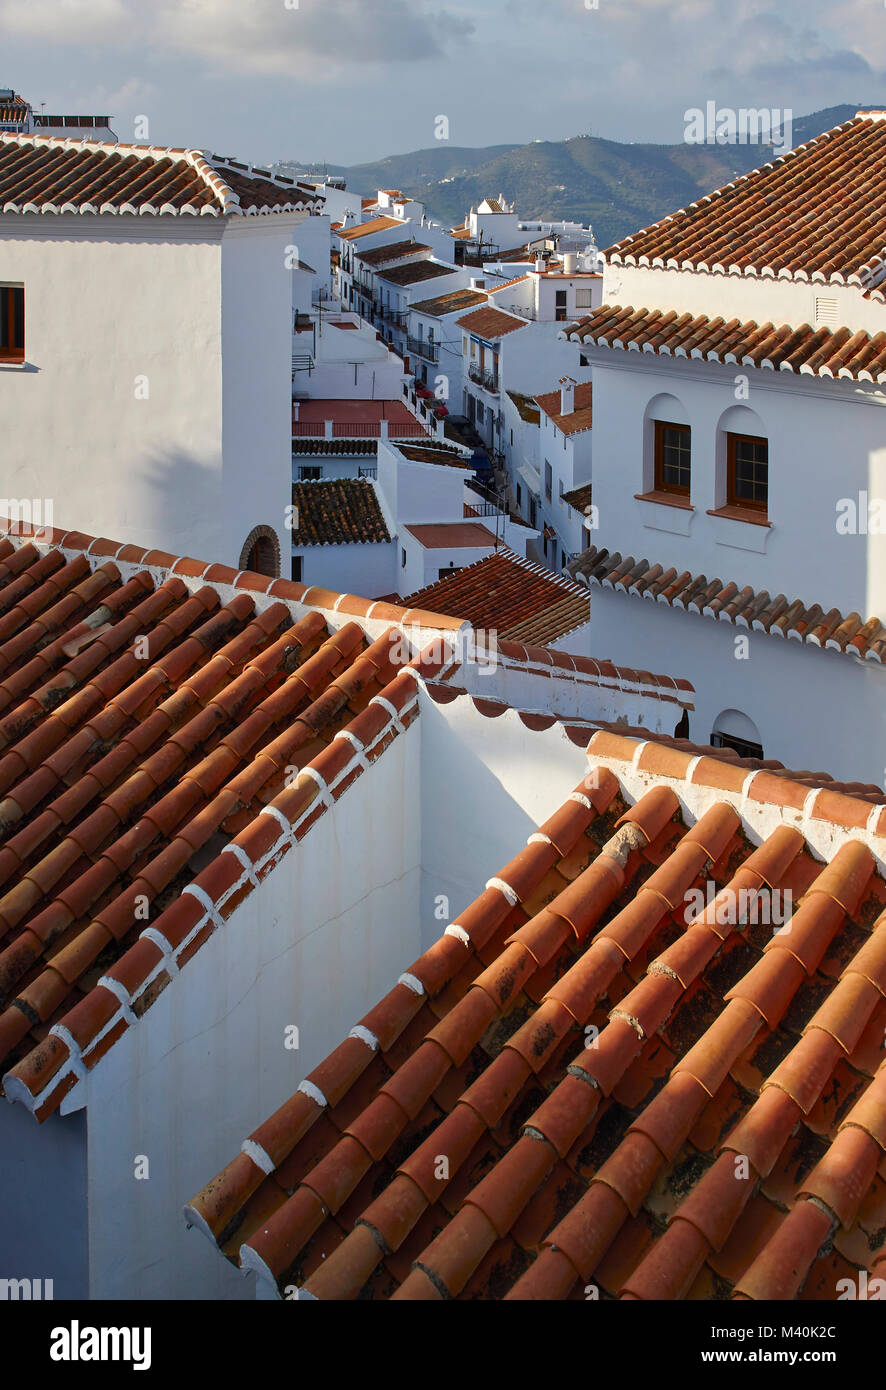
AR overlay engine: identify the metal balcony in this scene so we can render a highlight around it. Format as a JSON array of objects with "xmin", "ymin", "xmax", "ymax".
[
  {"xmin": 407, "ymin": 335, "xmax": 439, "ymax": 362},
  {"xmin": 468, "ymin": 363, "xmax": 499, "ymax": 393}
]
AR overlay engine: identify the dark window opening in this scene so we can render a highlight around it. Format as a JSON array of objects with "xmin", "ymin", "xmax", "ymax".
[
  {"xmin": 0, "ymin": 286, "xmax": 24, "ymax": 362},
  {"xmin": 710, "ymin": 730, "xmax": 764, "ymax": 761},
  {"xmin": 654, "ymin": 420, "xmax": 691, "ymax": 496},
  {"xmin": 291, "ymin": 554, "xmax": 303, "ymax": 583},
  {"xmin": 246, "ymin": 536, "xmax": 276, "ymax": 577},
  {"xmin": 299, "ymin": 465, "xmax": 322, "ymax": 481}
]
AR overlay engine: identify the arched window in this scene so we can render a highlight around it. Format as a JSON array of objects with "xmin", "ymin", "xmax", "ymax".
[
  {"xmin": 715, "ymin": 405, "xmax": 769, "ymax": 518},
  {"xmin": 643, "ymin": 392, "xmax": 691, "ymax": 499},
  {"xmin": 710, "ymin": 708, "xmax": 763, "ymax": 760},
  {"xmin": 238, "ymin": 526, "xmax": 281, "ymax": 580}
]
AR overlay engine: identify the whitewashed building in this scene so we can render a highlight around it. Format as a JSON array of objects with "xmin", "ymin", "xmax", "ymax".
[
  {"xmin": 562, "ymin": 108, "xmax": 886, "ymax": 781},
  {"xmin": 0, "ymin": 133, "xmax": 321, "ymax": 575}
]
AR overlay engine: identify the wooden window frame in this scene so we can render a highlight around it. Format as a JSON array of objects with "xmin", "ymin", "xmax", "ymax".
[
  {"xmin": 653, "ymin": 419, "xmax": 691, "ymax": 497},
  {"xmin": 0, "ymin": 285, "xmax": 24, "ymax": 363},
  {"xmin": 726, "ymin": 432, "xmax": 768, "ymax": 514}
]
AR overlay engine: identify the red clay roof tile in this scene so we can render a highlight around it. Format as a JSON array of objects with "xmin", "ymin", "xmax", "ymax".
[{"xmin": 185, "ymin": 727, "xmax": 886, "ymax": 1299}]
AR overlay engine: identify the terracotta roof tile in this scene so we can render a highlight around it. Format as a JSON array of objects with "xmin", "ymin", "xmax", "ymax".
[
  {"xmin": 187, "ymin": 728, "xmax": 886, "ymax": 1300},
  {"xmin": 569, "ymin": 544, "xmax": 886, "ymax": 664},
  {"xmin": 0, "ymin": 523, "xmax": 472, "ymax": 1119},
  {"xmin": 354, "ymin": 240, "xmax": 430, "ymax": 266},
  {"xmin": 605, "ymin": 111, "xmax": 886, "ymax": 286},
  {"xmin": 456, "ymin": 306, "xmax": 527, "ymax": 339},
  {"xmin": 290, "ymin": 479, "xmax": 391, "ymax": 546},
  {"xmin": 409, "ymin": 289, "xmax": 488, "ymax": 318},
  {"xmin": 562, "ymin": 303, "xmax": 886, "ymax": 385},
  {"xmin": 376, "ymin": 261, "xmax": 456, "ymax": 288},
  {"xmin": 337, "ymin": 215, "xmax": 401, "ymax": 241},
  {"xmin": 0, "ymin": 134, "xmax": 320, "ymax": 218},
  {"xmin": 403, "ymin": 547, "xmax": 590, "ymax": 646},
  {"xmin": 404, "ymin": 522, "xmax": 497, "ymax": 550},
  {"xmin": 534, "ymin": 382, "xmax": 593, "ymax": 435}
]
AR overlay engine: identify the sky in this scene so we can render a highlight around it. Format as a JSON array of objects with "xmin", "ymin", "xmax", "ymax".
[{"xmin": 1, "ymin": 0, "xmax": 884, "ymax": 167}]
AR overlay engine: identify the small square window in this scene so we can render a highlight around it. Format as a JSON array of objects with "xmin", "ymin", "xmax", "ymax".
[{"xmin": 299, "ymin": 465, "xmax": 322, "ymax": 481}]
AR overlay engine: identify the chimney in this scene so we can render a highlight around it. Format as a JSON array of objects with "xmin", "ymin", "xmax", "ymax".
[
  {"xmin": 562, "ymin": 252, "xmax": 577, "ymax": 274},
  {"xmin": 560, "ymin": 376, "xmax": 576, "ymax": 415},
  {"xmin": 534, "ymin": 255, "xmax": 545, "ymax": 273}
]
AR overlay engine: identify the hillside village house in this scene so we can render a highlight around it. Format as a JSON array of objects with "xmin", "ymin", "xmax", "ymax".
[
  {"xmin": 0, "ymin": 515, "xmax": 694, "ymax": 1300},
  {"xmin": 561, "ymin": 109, "xmax": 886, "ymax": 782},
  {"xmin": 0, "ymin": 133, "xmax": 321, "ymax": 573},
  {"xmin": 8, "ymin": 107, "xmax": 886, "ymax": 1310}
]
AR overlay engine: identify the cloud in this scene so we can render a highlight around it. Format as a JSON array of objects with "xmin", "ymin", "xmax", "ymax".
[
  {"xmin": 0, "ymin": 0, "xmax": 476, "ymax": 76},
  {"xmin": 0, "ymin": 0, "xmax": 132, "ymax": 43}
]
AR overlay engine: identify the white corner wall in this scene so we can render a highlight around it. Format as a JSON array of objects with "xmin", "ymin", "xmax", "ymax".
[
  {"xmin": 82, "ymin": 724, "xmax": 421, "ymax": 1299},
  {"xmin": 0, "ymin": 216, "xmax": 225, "ymax": 558},
  {"xmin": 589, "ymin": 585, "xmax": 886, "ymax": 783}
]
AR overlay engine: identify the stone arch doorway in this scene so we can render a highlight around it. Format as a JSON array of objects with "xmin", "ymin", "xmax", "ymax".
[{"xmin": 239, "ymin": 525, "xmax": 281, "ymax": 579}]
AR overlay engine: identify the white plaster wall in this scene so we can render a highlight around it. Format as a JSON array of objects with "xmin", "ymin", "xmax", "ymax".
[
  {"xmin": 589, "ymin": 585, "xmax": 886, "ymax": 783},
  {"xmin": 401, "ymin": 535, "xmax": 496, "ymax": 596},
  {"xmin": 500, "ymin": 320, "xmax": 584, "ymax": 395},
  {"xmin": 587, "ymin": 353, "xmax": 886, "ymax": 618},
  {"xmin": 378, "ymin": 444, "xmax": 465, "ymax": 525},
  {"xmin": 418, "ymin": 695, "xmax": 589, "ymax": 950},
  {"xmin": 603, "ymin": 263, "xmax": 886, "ymax": 339},
  {"xmin": 292, "ymin": 540, "xmax": 396, "ymax": 596},
  {"xmin": 290, "ymin": 214, "xmax": 332, "ymax": 299},
  {"xmin": 82, "ymin": 725, "xmax": 422, "ymax": 1299},
  {"xmin": 0, "ymin": 216, "xmax": 225, "ymax": 557},
  {"xmin": 0, "ymin": 1101, "xmax": 88, "ymax": 1299},
  {"xmin": 222, "ymin": 217, "xmax": 306, "ymax": 569}
]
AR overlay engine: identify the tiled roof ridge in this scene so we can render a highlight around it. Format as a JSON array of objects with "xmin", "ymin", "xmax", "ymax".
[
  {"xmin": 0, "ymin": 519, "xmax": 694, "ymax": 702},
  {"xmin": 182, "ymin": 766, "xmax": 628, "ymax": 1276},
  {"xmin": 0, "ymin": 518, "xmax": 469, "ymax": 636},
  {"xmin": 560, "ymin": 303, "xmax": 886, "ymax": 385},
  {"xmin": 455, "ymin": 305, "xmax": 528, "ymax": 336},
  {"xmin": 405, "ymin": 548, "xmax": 592, "ymax": 648},
  {"xmin": 1, "ymin": 634, "xmax": 460, "ymax": 1122},
  {"xmin": 604, "ymin": 113, "xmax": 886, "ymax": 288},
  {"xmin": 593, "ymin": 724, "xmax": 886, "ymax": 804},
  {"xmin": 184, "ymin": 741, "xmax": 886, "ymax": 1300},
  {"xmin": 0, "ymin": 132, "xmax": 319, "ymax": 217},
  {"xmin": 568, "ymin": 542, "xmax": 886, "ymax": 664},
  {"xmin": 587, "ymin": 728, "xmax": 886, "ymax": 848},
  {"xmin": 408, "ymin": 545, "xmax": 587, "ymax": 606}
]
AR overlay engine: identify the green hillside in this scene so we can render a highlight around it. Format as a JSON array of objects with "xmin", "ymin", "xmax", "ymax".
[{"xmin": 290, "ymin": 105, "xmax": 862, "ymax": 248}]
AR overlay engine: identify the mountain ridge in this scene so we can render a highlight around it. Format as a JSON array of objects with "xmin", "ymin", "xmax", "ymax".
[{"xmin": 278, "ymin": 105, "xmax": 865, "ymax": 248}]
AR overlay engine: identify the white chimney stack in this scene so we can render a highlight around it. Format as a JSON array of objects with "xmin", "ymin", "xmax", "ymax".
[
  {"xmin": 560, "ymin": 376, "xmax": 576, "ymax": 415},
  {"xmin": 535, "ymin": 255, "xmax": 545, "ymax": 273},
  {"xmin": 562, "ymin": 252, "xmax": 577, "ymax": 274}
]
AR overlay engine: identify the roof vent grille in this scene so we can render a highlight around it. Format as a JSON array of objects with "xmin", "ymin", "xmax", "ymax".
[{"xmin": 814, "ymin": 296, "xmax": 838, "ymax": 327}]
